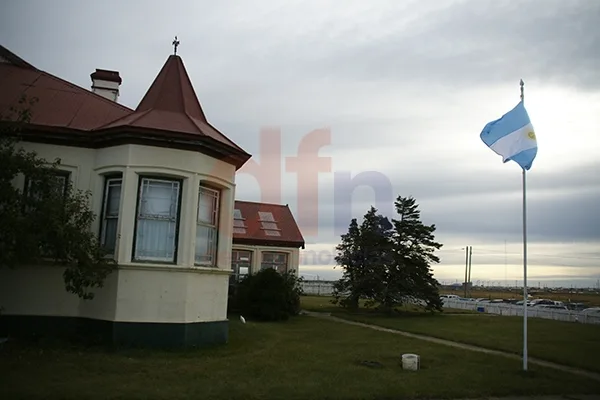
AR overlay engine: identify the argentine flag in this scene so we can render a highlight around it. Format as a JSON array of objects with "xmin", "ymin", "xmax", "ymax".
[{"xmin": 480, "ymin": 101, "xmax": 537, "ymax": 170}]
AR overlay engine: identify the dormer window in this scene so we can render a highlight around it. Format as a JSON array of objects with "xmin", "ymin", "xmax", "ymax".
[
  {"xmin": 258, "ymin": 211, "xmax": 281, "ymax": 237},
  {"xmin": 195, "ymin": 185, "xmax": 220, "ymax": 265},
  {"xmin": 233, "ymin": 208, "xmax": 246, "ymax": 234}
]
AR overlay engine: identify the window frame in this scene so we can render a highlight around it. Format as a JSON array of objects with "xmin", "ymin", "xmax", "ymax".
[
  {"xmin": 230, "ymin": 249, "xmax": 252, "ymax": 283},
  {"xmin": 195, "ymin": 184, "xmax": 221, "ymax": 266},
  {"xmin": 131, "ymin": 175, "xmax": 183, "ymax": 264},
  {"xmin": 260, "ymin": 251, "xmax": 289, "ymax": 274},
  {"xmin": 23, "ymin": 169, "xmax": 71, "ymax": 204},
  {"xmin": 98, "ymin": 174, "xmax": 123, "ymax": 258}
]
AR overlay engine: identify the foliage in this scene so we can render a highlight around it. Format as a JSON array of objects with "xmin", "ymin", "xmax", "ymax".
[
  {"xmin": 0, "ymin": 97, "xmax": 116, "ymax": 299},
  {"xmin": 231, "ymin": 268, "xmax": 304, "ymax": 321},
  {"xmin": 332, "ymin": 195, "xmax": 443, "ymax": 313}
]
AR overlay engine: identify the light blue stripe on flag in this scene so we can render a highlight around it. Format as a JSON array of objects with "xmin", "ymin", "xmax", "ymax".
[{"xmin": 480, "ymin": 101, "xmax": 537, "ymax": 170}]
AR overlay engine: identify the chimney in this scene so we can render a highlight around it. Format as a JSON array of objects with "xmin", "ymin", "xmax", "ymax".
[{"xmin": 90, "ymin": 69, "xmax": 122, "ymax": 102}]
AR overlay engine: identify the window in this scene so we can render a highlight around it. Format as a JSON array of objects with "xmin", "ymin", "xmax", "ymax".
[
  {"xmin": 133, "ymin": 177, "xmax": 181, "ymax": 263},
  {"xmin": 100, "ymin": 176, "xmax": 122, "ymax": 256},
  {"xmin": 233, "ymin": 208, "xmax": 246, "ymax": 234},
  {"xmin": 261, "ymin": 252, "xmax": 288, "ymax": 274},
  {"xmin": 23, "ymin": 170, "xmax": 71, "ymax": 257},
  {"xmin": 231, "ymin": 250, "xmax": 251, "ymax": 284},
  {"xmin": 195, "ymin": 185, "xmax": 219, "ymax": 265},
  {"xmin": 24, "ymin": 170, "xmax": 70, "ymax": 205},
  {"xmin": 258, "ymin": 211, "xmax": 281, "ymax": 237}
]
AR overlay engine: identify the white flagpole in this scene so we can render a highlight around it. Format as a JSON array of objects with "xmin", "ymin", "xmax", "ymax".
[{"xmin": 520, "ymin": 79, "xmax": 529, "ymax": 372}]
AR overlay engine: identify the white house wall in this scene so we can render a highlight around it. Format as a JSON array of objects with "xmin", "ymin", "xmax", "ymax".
[{"xmin": 0, "ymin": 141, "xmax": 237, "ymax": 336}]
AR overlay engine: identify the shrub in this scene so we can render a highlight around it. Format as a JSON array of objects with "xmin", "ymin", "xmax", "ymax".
[{"xmin": 231, "ymin": 269, "xmax": 304, "ymax": 321}]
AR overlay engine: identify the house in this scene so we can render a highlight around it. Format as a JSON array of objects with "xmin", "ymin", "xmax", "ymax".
[
  {"xmin": 0, "ymin": 44, "xmax": 304, "ymax": 347},
  {"xmin": 231, "ymin": 200, "xmax": 305, "ymax": 285}
]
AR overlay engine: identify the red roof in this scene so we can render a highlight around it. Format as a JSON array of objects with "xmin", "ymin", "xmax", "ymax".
[
  {"xmin": 96, "ymin": 55, "xmax": 247, "ymax": 153},
  {"xmin": 233, "ymin": 201, "xmax": 305, "ymax": 249},
  {"xmin": 0, "ymin": 46, "xmax": 132, "ymax": 130},
  {"xmin": 0, "ymin": 45, "xmax": 251, "ymax": 168}
]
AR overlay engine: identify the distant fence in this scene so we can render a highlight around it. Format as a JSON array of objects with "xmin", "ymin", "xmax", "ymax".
[
  {"xmin": 301, "ymin": 280, "xmax": 336, "ymax": 296},
  {"xmin": 301, "ymin": 285, "xmax": 600, "ymax": 325},
  {"xmin": 443, "ymin": 299, "xmax": 600, "ymax": 325}
]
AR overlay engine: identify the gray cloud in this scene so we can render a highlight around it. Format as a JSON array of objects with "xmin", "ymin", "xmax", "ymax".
[
  {"xmin": 2, "ymin": 0, "xmax": 599, "ymax": 284},
  {"xmin": 308, "ymin": 0, "xmax": 600, "ymax": 91}
]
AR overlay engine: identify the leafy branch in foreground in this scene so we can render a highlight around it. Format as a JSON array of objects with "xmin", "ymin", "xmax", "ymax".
[{"xmin": 0, "ymin": 97, "xmax": 116, "ymax": 299}]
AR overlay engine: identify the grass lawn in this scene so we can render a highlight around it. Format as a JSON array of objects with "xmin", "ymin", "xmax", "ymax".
[
  {"xmin": 1, "ymin": 316, "xmax": 600, "ymax": 399},
  {"xmin": 301, "ymin": 296, "xmax": 600, "ymax": 374}
]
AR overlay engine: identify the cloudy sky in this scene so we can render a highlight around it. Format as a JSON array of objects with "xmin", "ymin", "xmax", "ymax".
[{"xmin": 2, "ymin": 0, "xmax": 599, "ymax": 287}]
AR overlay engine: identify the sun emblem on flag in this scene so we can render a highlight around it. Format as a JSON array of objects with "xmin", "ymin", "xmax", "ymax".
[{"xmin": 527, "ymin": 131, "xmax": 536, "ymax": 140}]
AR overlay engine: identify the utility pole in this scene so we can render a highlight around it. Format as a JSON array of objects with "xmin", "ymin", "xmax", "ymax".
[
  {"xmin": 464, "ymin": 246, "xmax": 469, "ymax": 298},
  {"xmin": 467, "ymin": 246, "xmax": 473, "ymax": 296}
]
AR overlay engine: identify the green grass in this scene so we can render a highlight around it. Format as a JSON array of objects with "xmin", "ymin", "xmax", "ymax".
[
  {"xmin": 301, "ymin": 296, "xmax": 600, "ymax": 374},
  {"xmin": 1, "ymin": 316, "xmax": 599, "ymax": 399}
]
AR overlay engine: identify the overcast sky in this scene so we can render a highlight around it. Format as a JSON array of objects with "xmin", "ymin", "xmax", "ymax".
[{"xmin": 2, "ymin": 0, "xmax": 599, "ymax": 287}]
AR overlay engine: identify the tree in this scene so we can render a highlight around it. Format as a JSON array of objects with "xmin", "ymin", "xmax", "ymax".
[
  {"xmin": 333, "ymin": 196, "xmax": 443, "ymax": 313},
  {"xmin": 0, "ymin": 97, "xmax": 116, "ymax": 299},
  {"xmin": 332, "ymin": 208, "xmax": 393, "ymax": 309}
]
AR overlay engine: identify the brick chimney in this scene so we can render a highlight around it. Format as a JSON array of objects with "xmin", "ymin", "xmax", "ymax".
[{"xmin": 90, "ymin": 69, "xmax": 122, "ymax": 102}]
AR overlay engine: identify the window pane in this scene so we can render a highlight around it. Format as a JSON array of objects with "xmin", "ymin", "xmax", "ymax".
[
  {"xmin": 196, "ymin": 225, "xmax": 217, "ymax": 264},
  {"xmin": 101, "ymin": 178, "xmax": 122, "ymax": 254},
  {"xmin": 106, "ymin": 181, "xmax": 121, "ymax": 216},
  {"xmin": 102, "ymin": 218, "xmax": 118, "ymax": 253},
  {"xmin": 135, "ymin": 178, "xmax": 180, "ymax": 262},
  {"xmin": 258, "ymin": 211, "xmax": 275, "ymax": 221},
  {"xmin": 233, "ymin": 209, "xmax": 243, "ymax": 219},
  {"xmin": 135, "ymin": 219, "xmax": 177, "ymax": 261},
  {"xmin": 139, "ymin": 180, "xmax": 179, "ymax": 219},
  {"xmin": 198, "ymin": 187, "xmax": 218, "ymax": 225},
  {"xmin": 261, "ymin": 222, "xmax": 278, "ymax": 230}
]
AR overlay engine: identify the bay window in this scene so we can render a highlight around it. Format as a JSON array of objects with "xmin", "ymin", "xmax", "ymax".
[
  {"xmin": 261, "ymin": 252, "xmax": 288, "ymax": 274},
  {"xmin": 133, "ymin": 177, "xmax": 181, "ymax": 263},
  {"xmin": 99, "ymin": 176, "xmax": 122, "ymax": 256},
  {"xmin": 195, "ymin": 185, "xmax": 220, "ymax": 265}
]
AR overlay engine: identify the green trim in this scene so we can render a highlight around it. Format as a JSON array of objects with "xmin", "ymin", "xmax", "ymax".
[{"xmin": 0, "ymin": 315, "xmax": 228, "ymax": 348}]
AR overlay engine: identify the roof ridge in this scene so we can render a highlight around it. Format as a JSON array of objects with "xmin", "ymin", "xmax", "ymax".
[
  {"xmin": 187, "ymin": 113, "xmax": 247, "ymax": 153},
  {"xmin": 93, "ymin": 108, "xmax": 152, "ymax": 130},
  {"xmin": 235, "ymin": 200, "xmax": 291, "ymax": 207}
]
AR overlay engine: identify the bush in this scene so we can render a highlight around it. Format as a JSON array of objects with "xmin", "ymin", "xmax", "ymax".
[{"xmin": 230, "ymin": 269, "xmax": 304, "ymax": 321}]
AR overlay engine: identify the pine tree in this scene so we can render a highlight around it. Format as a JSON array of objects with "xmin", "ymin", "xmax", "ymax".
[
  {"xmin": 333, "ymin": 207, "xmax": 394, "ymax": 309},
  {"xmin": 333, "ymin": 197, "xmax": 443, "ymax": 312}
]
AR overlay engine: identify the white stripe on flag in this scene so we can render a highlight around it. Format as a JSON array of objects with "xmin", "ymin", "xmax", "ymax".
[{"xmin": 489, "ymin": 122, "xmax": 536, "ymax": 161}]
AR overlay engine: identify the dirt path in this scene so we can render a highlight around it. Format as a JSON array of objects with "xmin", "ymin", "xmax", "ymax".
[{"xmin": 302, "ymin": 311, "xmax": 600, "ymax": 383}]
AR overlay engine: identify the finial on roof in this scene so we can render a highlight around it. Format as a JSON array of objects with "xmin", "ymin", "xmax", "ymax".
[{"xmin": 172, "ymin": 36, "xmax": 180, "ymax": 55}]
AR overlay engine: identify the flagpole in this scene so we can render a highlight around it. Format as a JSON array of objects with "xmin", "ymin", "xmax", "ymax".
[{"xmin": 520, "ymin": 78, "xmax": 529, "ymax": 372}]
